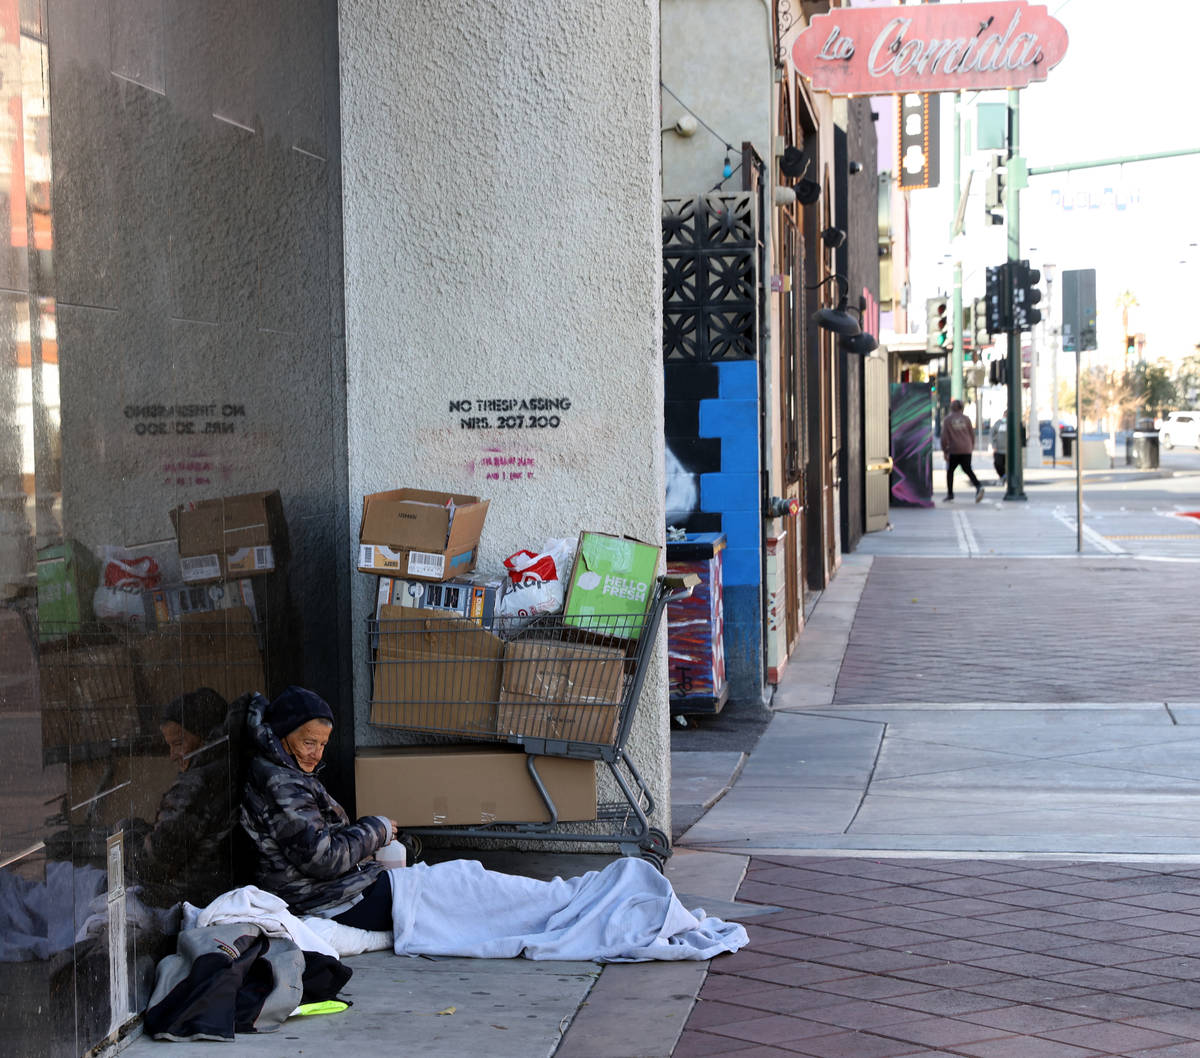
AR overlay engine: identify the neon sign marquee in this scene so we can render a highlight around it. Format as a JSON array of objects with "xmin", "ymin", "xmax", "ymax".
[{"xmin": 790, "ymin": 2, "xmax": 1069, "ymax": 96}]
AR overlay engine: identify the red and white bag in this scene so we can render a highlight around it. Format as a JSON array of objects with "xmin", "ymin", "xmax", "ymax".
[
  {"xmin": 498, "ymin": 538, "xmax": 574, "ymax": 623},
  {"xmin": 93, "ymin": 547, "xmax": 162, "ymax": 624}
]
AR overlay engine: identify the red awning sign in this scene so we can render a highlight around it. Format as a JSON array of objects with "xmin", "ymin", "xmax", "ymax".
[{"xmin": 791, "ymin": 2, "xmax": 1068, "ymax": 96}]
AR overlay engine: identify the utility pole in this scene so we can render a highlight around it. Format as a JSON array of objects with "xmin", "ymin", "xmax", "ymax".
[
  {"xmin": 1004, "ymin": 89, "xmax": 1026, "ymax": 501},
  {"xmin": 1045, "ymin": 266, "xmax": 1058, "ymax": 466},
  {"xmin": 950, "ymin": 92, "xmax": 964, "ymax": 402}
]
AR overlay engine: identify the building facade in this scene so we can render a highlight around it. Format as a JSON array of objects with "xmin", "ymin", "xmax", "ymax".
[{"xmin": 0, "ymin": 2, "xmax": 882, "ymax": 1054}]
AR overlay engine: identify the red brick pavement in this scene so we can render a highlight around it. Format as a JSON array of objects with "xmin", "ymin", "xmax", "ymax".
[
  {"xmin": 834, "ymin": 558, "xmax": 1200, "ymax": 704},
  {"xmin": 676, "ymin": 856, "xmax": 1200, "ymax": 1057}
]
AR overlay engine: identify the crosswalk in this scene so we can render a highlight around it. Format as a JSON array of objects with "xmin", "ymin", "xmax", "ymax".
[{"xmin": 859, "ymin": 497, "xmax": 1200, "ymax": 560}]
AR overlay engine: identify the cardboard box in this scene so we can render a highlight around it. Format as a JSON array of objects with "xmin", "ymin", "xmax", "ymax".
[
  {"xmin": 562, "ymin": 532, "xmax": 661, "ymax": 639},
  {"xmin": 134, "ymin": 606, "xmax": 266, "ymax": 707},
  {"xmin": 497, "ymin": 692, "xmax": 620, "ymax": 745},
  {"xmin": 358, "ymin": 488, "xmax": 489, "ymax": 581},
  {"xmin": 355, "ymin": 745, "xmax": 597, "ymax": 825},
  {"xmin": 143, "ymin": 578, "xmax": 258, "ymax": 627},
  {"xmin": 36, "ymin": 540, "xmax": 99, "ymax": 641},
  {"xmin": 170, "ymin": 490, "xmax": 286, "ymax": 584},
  {"xmin": 497, "ymin": 637, "xmax": 626, "ymax": 744},
  {"xmin": 374, "ymin": 572, "xmax": 503, "ymax": 628},
  {"xmin": 370, "ymin": 609, "xmax": 502, "ymax": 738},
  {"xmin": 502, "ymin": 637, "xmax": 626, "ymax": 702},
  {"xmin": 40, "ymin": 640, "xmax": 139, "ymax": 748}
]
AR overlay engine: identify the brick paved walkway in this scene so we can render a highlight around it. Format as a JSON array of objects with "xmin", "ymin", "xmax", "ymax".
[
  {"xmin": 834, "ymin": 557, "xmax": 1200, "ymax": 704},
  {"xmin": 677, "ymin": 856, "xmax": 1200, "ymax": 1057}
]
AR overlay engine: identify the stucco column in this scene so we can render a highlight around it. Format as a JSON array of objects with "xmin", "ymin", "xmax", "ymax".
[{"xmin": 339, "ymin": 3, "xmax": 668, "ymax": 831}]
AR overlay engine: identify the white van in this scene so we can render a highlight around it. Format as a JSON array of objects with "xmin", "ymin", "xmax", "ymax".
[{"xmin": 1159, "ymin": 412, "xmax": 1200, "ymax": 449}]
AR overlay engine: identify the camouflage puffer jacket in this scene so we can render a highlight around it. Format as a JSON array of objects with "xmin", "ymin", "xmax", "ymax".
[{"xmin": 240, "ymin": 693, "xmax": 389, "ymax": 914}]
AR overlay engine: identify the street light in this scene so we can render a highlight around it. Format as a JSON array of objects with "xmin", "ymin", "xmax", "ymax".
[
  {"xmin": 809, "ymin": 274, "xmax": 861, "ymax": 336},
  {"xmin": 808, "ymin": 275, "xmax": 879, "ymax": 353}
]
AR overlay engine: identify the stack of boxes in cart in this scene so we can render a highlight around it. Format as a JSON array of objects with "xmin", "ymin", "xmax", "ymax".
[
  {"xmin": 37, "ymin": 491, "xmax": 280, "ymax": 773},
  {"xmin": 352, "ymin": 486, "xmax": 663, "ymax": 829}
]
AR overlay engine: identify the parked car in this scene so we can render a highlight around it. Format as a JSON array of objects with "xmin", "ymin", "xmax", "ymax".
[{"xmin": 1159, "ymin": 411, "xmax": 1200, "ymax": 449}]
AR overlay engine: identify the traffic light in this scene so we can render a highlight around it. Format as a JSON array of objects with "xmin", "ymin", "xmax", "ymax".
[
  {"xmin": 1011, "ymin": 260, "xmax": 1042, "ymax": 331},
  {"xmin": 925, "ymin": 296, "xmax": 949, "ymax": 353},
  {"xmin": 973, "ymin": 297, "xmax": 990, "ymax": 348},
  {"xmin": 985, "ymin": 265, "xmax": 1010, "ymax": 333}
]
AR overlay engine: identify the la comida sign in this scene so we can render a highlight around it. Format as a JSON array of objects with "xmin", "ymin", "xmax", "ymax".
[{"xmin": 790, "ymin": 1, "xmax": 1068, "ymax": 96}]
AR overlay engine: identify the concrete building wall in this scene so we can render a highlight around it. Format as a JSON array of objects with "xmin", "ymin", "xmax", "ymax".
[
  {"xmin": 661, "ymin": 0, "xmax": 774, "ymax": 196},
  {"xmin": 338, "ymin": 4, "xmax": 668, "ymax": 819}
]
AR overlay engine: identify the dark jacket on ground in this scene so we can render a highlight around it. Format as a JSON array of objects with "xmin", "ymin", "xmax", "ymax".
[
  {"xmin": 240, "ymin": 694, "xmax": 388, "ymax": 914},
  {"xmin": 144, "ymin": 922, "xmax": 351, "ymax": 1040},
  {"xmin": 941, "ymin": 410, "xmax": 976, "ymax": 455}
]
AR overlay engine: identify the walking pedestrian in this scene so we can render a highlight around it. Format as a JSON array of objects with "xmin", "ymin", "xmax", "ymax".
[{"xmin": 941, "ymin": 399, "xmax": 984, "ymax": 503}]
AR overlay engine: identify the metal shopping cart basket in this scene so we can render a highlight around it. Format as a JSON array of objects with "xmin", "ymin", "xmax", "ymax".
[{"xmin": 366, "ymin": 573, "xmax": 697, "ymax": 868}]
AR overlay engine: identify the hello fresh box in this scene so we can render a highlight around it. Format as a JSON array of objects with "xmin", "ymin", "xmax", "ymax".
[{"xmin": 562, "ymin": 532, "xmax": 661, "ymax": 639}]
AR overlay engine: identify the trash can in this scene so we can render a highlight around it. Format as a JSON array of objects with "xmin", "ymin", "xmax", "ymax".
[
  {"xmin": 1132, "ymin": 428, "xmax": 1160, "ymax": 469},
  {"xmin": 1060, "ymin": 427, "xmax": 1076, "ymax": 459}
]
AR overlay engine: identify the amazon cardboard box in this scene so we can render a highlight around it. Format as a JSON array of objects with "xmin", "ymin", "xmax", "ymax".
[
  {"xmin": 369, "ymin": 609, "xmax": 502, "ymax": 739},
  {"xmin": 497, "ymin": 637, "xmax": 626, "ymax": 744},
  {"xmin": 354, "ymin": 745, "xmax": 597, "ymax": 825},
  {"xmin": 170, "ymin": 491, "xmax": 286, "ymax": 584},
  {"xmin": 358, "ymin": 488, "xmax": 489, "ymax": 582}
]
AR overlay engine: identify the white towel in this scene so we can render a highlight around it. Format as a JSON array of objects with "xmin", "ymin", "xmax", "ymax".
[{"xmin": 191, "ymin": 885, "xmax": 342, "ymax": 960}]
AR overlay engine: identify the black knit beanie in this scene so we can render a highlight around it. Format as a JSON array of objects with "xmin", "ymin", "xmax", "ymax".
[
  {"xmin": 267, "ymin": 686, "xmax": 334, "ymax": 739},
  {"xmin": 161, "ymin": 687, "xmax": 229, "ymax": 739}
]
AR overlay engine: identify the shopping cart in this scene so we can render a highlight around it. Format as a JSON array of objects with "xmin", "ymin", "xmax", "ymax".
[{"xmin": 366, "ymin": 572, "xmax": 698, "ymax": 868}]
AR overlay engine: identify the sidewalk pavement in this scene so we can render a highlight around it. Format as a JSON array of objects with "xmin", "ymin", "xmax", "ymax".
[{"xmin": 121, "ymin": 493, "xmax": 1200, "ymax": 1058}]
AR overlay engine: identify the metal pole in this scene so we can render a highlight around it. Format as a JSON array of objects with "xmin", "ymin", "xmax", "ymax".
[
  {"xmin": 951, "ymin": 93, "xmax": 963, "ymax": 402},
  {"xmin": 1075, "ymin": 345, "xmax": 1083, "ymax": 552},
  {"xmin": 1047, "ymin": 267, "xmax": 1058, "ymax": 466},
  {"xmin": 1005, "ymin": 89, "xmax": 1026, "ymax": 501},
  {"xmin": 1027, "ymin": 302, "xmax": 1039, "ymax": 469},
  {"xmin": 1029, "ymin": 146, "xmax": 1200, "ymax": 177}
]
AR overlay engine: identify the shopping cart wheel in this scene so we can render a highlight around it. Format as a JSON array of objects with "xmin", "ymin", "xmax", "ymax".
[
  {"xmin": 640, "ymin": 850, "xmax": 666, "ymax": 874},
  {"xmin": 646, "ymin": 827, "xmax": 671, "ymax": 857}
]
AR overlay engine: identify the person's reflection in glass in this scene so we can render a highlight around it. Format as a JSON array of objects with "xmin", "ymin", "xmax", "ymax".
[{"xmin": 131, "ymin": 687, "xmax": 246, "ymax": 910}]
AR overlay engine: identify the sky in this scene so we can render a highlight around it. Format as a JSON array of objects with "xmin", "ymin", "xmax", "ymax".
[{"xmin": 885, "ymin": 0, "xmax": 1200, "ymax": 373}]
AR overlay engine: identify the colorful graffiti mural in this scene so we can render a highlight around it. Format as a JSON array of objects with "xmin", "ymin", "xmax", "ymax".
[{"xmin": 889, "ymin": 382, "xmax": 934, "ymax": 508}]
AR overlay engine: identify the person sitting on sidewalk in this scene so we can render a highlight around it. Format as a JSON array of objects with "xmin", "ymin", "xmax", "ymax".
[
  {"xmin": 236, "ymin": 687, "xmax": 747, "ymax": 963},
  {"xmin": 240, "ymin": 686, "xmax": 400, "ymax": 928},
  {"xmin": 941, "ymin": 399, "xmax": 984, "ymax": 503}
]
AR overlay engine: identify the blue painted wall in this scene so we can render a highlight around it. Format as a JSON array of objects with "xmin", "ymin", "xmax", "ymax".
[{"xmin": 664, "ymin": 358, "xmax": 762, "ymax": 703}]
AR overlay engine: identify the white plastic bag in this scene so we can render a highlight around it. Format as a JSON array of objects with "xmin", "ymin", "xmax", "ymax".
[
  {"xmin": 92, "ymin": 546, "xmax": 162, "ymax": 626},
  {"xmin": 498, "ymin": 538, "xmax": 574, "ymax": 624}
]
